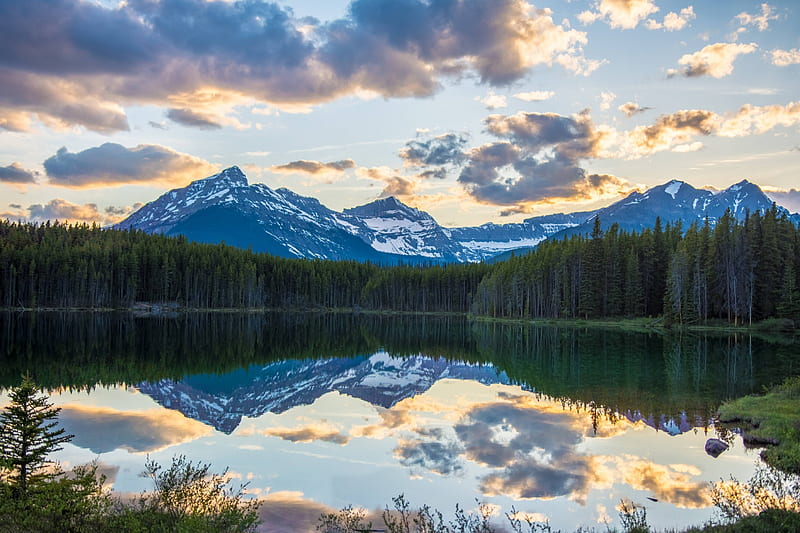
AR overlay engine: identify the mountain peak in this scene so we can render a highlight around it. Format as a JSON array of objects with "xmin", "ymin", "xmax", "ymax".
[
  {"xmin": 344, "ymin": 196, "xmax": 421, "ymax": 218},
  {"xmin": 203, "ymin": 166, "xmax": 248, "ymax": 187},
  {"xmin": 726, "ymin": 179, "xmax": 757, "ymax": 192}
]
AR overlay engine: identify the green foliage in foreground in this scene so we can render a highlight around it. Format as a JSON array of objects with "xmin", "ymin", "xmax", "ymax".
[
  {"xmin": 317, "ymin": 466, "xmax": 800, "ymax": 533},
  {"xmin": 0, "ymin": 378, "xmax": 260, "ymax": 532},
  {"xmin": 717, "ymin": 376, "xmax": 800, "ymax": 474}
]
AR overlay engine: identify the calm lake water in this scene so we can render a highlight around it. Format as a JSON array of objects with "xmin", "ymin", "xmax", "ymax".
[{"xmin": 1, "ymin": 312, "xmax": 799, "ymax": 532}]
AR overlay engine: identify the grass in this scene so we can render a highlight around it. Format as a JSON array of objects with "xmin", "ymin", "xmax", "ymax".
[
  {"xmin": 717, "ymin": 376, "xmax": 800, "ymax": 474},
  {"xmin": 686, "ymin": 509, "xmax": 800, "ymax": 532}
]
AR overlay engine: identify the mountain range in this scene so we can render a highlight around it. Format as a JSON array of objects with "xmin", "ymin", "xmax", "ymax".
[
  {"xmin": 136, "ymin": 353, "xmax": 508, "ymax": 434},
  {"xmin": 116, "ymin": 166, "xmax": 799, "ymax": 263},
  {"xmin": 135, "ymin": 353, "xmax": 697, "ymax": 436}
]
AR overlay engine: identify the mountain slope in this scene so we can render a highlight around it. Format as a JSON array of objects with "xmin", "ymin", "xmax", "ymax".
[
  {"xmin": 551, "ymin": 179, "xmax": 799, "ymax": 240},
  {"xmin": 117, "ymin": 168, "xmax": 799, "ymax": 263},
  {"xmin": 136, "ymin": 353, "xmax": 508, "ymax": 433},
  {"xmin": 116, "ymin": 166, "xmax": 578, "ymax": 263}
]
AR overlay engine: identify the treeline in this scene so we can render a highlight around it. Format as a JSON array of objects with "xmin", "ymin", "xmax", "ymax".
[
  {"xmin": 474, "ymin": 208, "xmax": 800, "ymax": 324},
  {"xmin": 1, "ymin": 209, "xmax": 799, "ymax": 324},
  {"xmin": 0, "ymin": 220, "xmax": 487, "ymax": 312}
]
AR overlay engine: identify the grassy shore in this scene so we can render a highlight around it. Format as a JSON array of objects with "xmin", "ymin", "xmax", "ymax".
[{"xmin": 718, "ymin": 376, "xmax": 800, "ymax": 474}]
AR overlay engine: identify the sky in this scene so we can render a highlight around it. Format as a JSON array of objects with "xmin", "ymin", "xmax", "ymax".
[{"xmin": 1, "ymin": 0, "xmax": 799, "ymax": 227}]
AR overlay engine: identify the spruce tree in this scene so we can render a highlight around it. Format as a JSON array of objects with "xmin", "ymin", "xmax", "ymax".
[{"xmin": 0, "ymin": 374, "xmax": 73, "ymax": 497}]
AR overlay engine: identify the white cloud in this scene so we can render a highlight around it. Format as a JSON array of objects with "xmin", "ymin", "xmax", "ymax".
[
  {"xmin": 599, "ymin": 91, "xmax": 617, "ymax": 111},
  {"xmin": 672, "ymin": 141, "xmax": 704, "ymax": 152},
  {"xmin": 646, "ymin": 6, "xmax": 695, "ymax": 31},
  {"xmin": 513, "ymin": 91, "xmax": 555, "ymax": 102},
  {"xmin": 663, "ymin": 6, "xmax": 696, "ymax": 31},
  {"xmin": 748, "ymin": 88, "xmax": 778, "ymax": 96},
  {"xmin": 771, "ymin": 48, "xmax": 800, "ymax": 67},
  {"xmin": 477, "ymin": 91, "xmax": 508, "ymax": 110},
  {"xmin": 579, "ymin": 0, "xmax": 659, "ymax": 29},
  {"xmin": 735, "ymin": 3, "xmax": 779, "ymax": 31},
  {"xmin": 668, "ymin": 42, "xmax": 758, "ymax": 78}
]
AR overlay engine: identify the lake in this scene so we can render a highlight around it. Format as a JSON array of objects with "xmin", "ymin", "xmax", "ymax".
[{"xmin": 1, "ymin": 311, "xmax": 798, "ymax": 532}]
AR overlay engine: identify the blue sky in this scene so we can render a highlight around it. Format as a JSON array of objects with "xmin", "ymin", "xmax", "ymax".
[{"xmin": 1, "ymin": 0, "xmax": 799, "ymax": 227}]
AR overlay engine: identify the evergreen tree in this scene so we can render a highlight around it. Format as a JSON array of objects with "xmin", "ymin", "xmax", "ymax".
[{"xmin": 0, "ymin": 374, "xmax": 73, "ymax": 496}]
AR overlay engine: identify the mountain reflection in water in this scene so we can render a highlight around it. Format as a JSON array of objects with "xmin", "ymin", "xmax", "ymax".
[{"xmin": 1, "ymin": 311, "xmax": 798, "ymax": 532}]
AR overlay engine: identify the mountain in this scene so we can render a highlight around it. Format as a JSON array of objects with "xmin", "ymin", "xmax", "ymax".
[
  {"xmin": 551, "ymin": 179, "xmax": 800, "ymax": 240},
  {"xmin": 135, "ymin": 352, "xmax": 700, "ymax": 437},
  {"xmin": 116, "ymin": 167, "xmax": 581, "ymax": 263},
  {"xmin": 116, "ymin": 167, "xmax": 799, "ymax": 263},
  {"xmin": 136, "ymin": 353, "xmax": 508, "ymax": 433},
  {"xmin": 117, "ymin": 167, "xmax": 416, "ymax": 263}
]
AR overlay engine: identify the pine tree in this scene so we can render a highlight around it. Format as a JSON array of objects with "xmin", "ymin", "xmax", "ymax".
[{"xmin": 0, "ymin": 374, "xmax": 73, "ymax": 497}]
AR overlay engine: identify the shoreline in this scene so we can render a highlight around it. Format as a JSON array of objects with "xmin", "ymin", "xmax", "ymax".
[{"xmin": 1, "ymin": 305, "xmax": 796, "ymax": 337}]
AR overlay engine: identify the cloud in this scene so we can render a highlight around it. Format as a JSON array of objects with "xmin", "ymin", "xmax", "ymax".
[
  {"xmin": 399, "ymin": 133, "xmax": 468, "ymax": 167},
  {"xmin": 668, "ymin": 42, "xmax": 757, "ymax": 78},
  {"xmin": 748, "ymin": 88, "xmax": 778, "ymax": 96},
  {"xmin": 672, "ymin": 141, "xmax": 703, "ymax": 152},
  {"xmin": 735, "ymin": 3, "xmax": 779, "ymax": 31},
  {"xmin": 0, "ymin": 162, "xmax": 38, "ymax": 184},
  {"xmin": 771, "ymin": 48, "xmax": 800, "ymax": 67},
  {"xmin": 58, "ymin": 405, "xmax": 212, "ymax": 453},
  {"xmin": 578, "ymin": 0, "xmax": 659, "ymax": 30},
  {"xmin": 452, "ymin": 111, "xmax": 631, "ymax": 208},
  {"xmin": 104, "ymin": 203, "xmax": 144, "ymax": 223},
  {"xmin": 43, "ymin": 143, "xmax": 215, "ymax": 187},
  {"xmin": 618, "ymin": 102, "xmax": 651, "ymax": 117},
  {"xmin": 395, "ymin": 438, "xmax": 464, "ymax": 475},
  {"xmin": 0, "ymin": 0, "xmax": 596, "ymax": 131},
  {"xmin": 27, "ymin": 199, "xmax": 104, "ymax": 223},
  {"xmin": 271, "ymin": 159, "xmax": 356, "ymax": 175},
  {"xmin": 257, "ymin": 492, "xmax": 338, "ymax": 533},
  {"xmin": 620, "ymin": 109, "xmax": 719, "ymax": 156},
  {"xmin": 765, "ymin": 188, "xmax": 800, "ymax": 213},
  {"xmin": 358, "ymin": 166, "xmax": 430, "ymax": 200},
  {"xmin": 0, "ymin": 69, "xmax": 130, "ymax": 133},
  {"xmin": 453, "ymin": 402, "xmax": 599, "ymax": 501},
  {"xmin": 477, "ymin": 91, "xmax": 507, "ymax": 110},
  {"xmin": 264, "ymin": 425, "xmax": 350, "ymax": 445},
  {"xmin": 645, "ymin": 6, "xmax": 696, "ymax": 31},
  {"xmin": 513, "ymin": 90, "xmax": 554, "ymax": 102},
  {"xmin": 615, "ymin": 459, "xmax": 712, "ymax": 509},
  {"xmin": 166, "ymin": 108, "xmax": 223, "ymax": 130},
  {"xmin": 614, "ymin": 101, "xmax": 800, "ymax": 158},
  {"xmin": 718, "ymin": 101, "xmax": 800, "ymax": 137},
  {"xmin": 599, "ymin": 91, "xmax": 616, "ymax": 111}
]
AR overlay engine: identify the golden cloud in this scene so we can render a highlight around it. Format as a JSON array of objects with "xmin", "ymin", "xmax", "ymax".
[
  {"xmin": 578, "ymin": 0, "xmax": 660, "ymax": 30},
  {"xmin": 614, "ymin": 457, "xmax": 713, "ymax": 509},
  {"xmin": 668, "ymin": 42, "xmax": 758, "ymax": 78},
  {"xmin": 264, "ymin": 423, "xmax": 350, "ymax": 445},
  {"xmin": 58, "ymin": 404, "xmax": 212, "ymax": 453}
]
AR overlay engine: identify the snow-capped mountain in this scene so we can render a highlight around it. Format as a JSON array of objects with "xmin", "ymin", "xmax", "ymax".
[
  {"xmin": 134, "ymin": 351, "xmax": 702, "ymax": 437},
  {"xmin": 136, "ymin": 353, "xmax": 508, "ymax": 433},
  {"xmin": 340, "ymin": 197, "xmax": 468, "ymax": 260},
  {"xmin": 116, "ymin": 166, "xmax": 578, "ymax": 263},
  {"xmin": 552, "ymin": 179, "xmax": 800, "ymax": 239},
  {"xmin": 449, "ymin": 212, "xmax": 595, "ymax": 261},
  {"xmin": 118, "ymin": 167, "xmax": 410, "ymax": 262},
  {"xmin": 116, "ymin": 167, "xmax": 799, "ymax": 263}
]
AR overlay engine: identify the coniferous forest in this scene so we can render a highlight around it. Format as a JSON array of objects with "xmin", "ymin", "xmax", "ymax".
[{"xmin": 1, "ymin": 206, "xmax": 799, "ymax": 325}]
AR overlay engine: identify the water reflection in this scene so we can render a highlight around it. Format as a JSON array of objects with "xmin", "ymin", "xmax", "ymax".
[{"xmin": 2, "ymin": 311, "xmax": 798, "ymax": 531}]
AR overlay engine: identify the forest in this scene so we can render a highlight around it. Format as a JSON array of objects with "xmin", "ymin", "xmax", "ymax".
[{"xmin": 0, "ymin": 206, "xmax": 799, "ymax": 325}]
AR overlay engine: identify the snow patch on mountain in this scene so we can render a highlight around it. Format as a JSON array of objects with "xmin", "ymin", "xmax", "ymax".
[
  {"xmin": 117, "ymin": 168, "xmax": 799, "ymax": 263},
  {"xmin": 137, "ymin": 354, "xmax": 509, "ymax": 433},
  {"xmin": 664, "ymin": 180, "xmax": 682, "ymax": 199}
]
